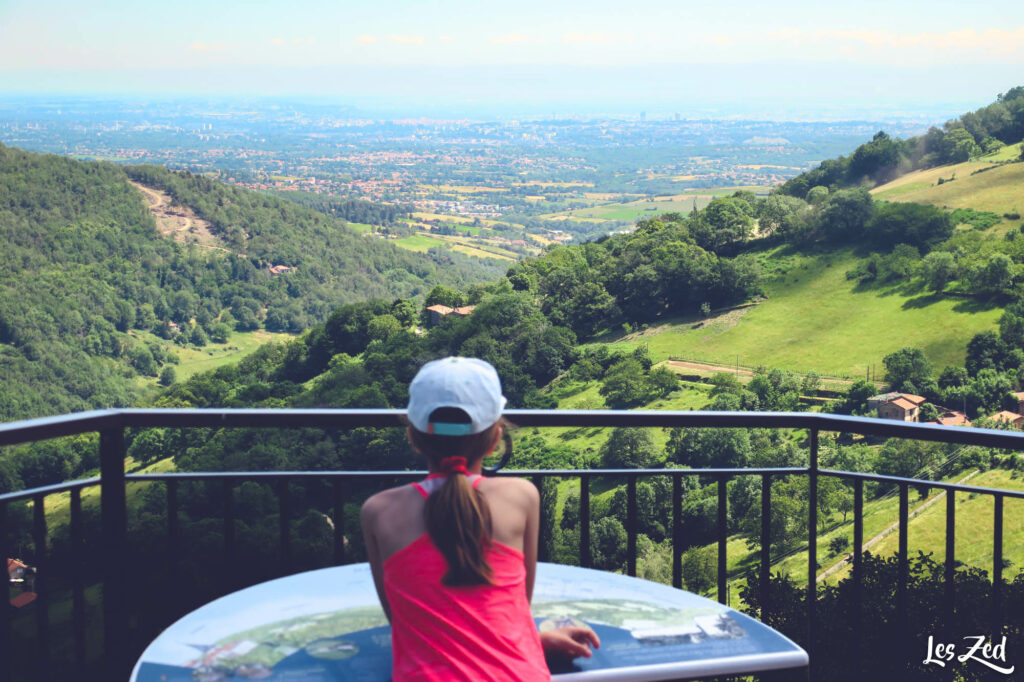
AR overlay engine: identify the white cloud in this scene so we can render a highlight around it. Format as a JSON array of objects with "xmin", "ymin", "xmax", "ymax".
[
  {"xmin": 387, "ymin": 34, "xmax": 426, "ymax": 45},
  {"xmin": 269, "ymin": 38, "xmax": 286, "ymax": 46},
  {"xmin": 561, "ymin": 32, "xmax": 630, "ymax": 45},
  {"xmin": 188, "ymin": 42, "xmax": 228, "ymax": 52},
  {"xmin": 491, "ymin": 33, "xmax": 530, "ymax": 45},
  {"xmin": 356, "ymin": 34, "xmax": 379, "ymax": 44}
]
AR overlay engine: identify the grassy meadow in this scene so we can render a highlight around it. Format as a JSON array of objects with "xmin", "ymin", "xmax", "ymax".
[
  {"xmin": 593, "ymin": 248, "xmax": 1002, "ymax": 378},
  {"xmin": 132, "ymin": 329, "xmax": 294, "ymax": 387},
  {"xmin": 873, "ymin": 144, "xmax": 1024, "ymax": 233}
]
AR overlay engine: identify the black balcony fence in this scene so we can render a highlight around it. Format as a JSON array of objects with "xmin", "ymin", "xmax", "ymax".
[{"xmin": 2, "ymin": 408, "xmax": 1024, "ymax": 681}]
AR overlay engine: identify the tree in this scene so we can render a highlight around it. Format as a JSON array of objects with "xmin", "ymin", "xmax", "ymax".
[
  {"xmin": 423, "ymin": 284, "xmax": 465, "ymax": 309},
  {"xmin": 882, "ymin": 348, "xmax": 932, "ymax": 392},
  {"xmin": 669, "ymin": 428, "xmax": 751, "ymax": 469},
  {"xmin": 599, "ymin": 358, "xmax": 650, "ymax": 409},
  {"xmin": 680, "ymin": 545, "xmax": 716, "ymax": 594},
  {"xmin": 819, "ymin": 188, "xmax": 873, "ymax": 243},
  {"xmin": 158, "ymin": 366, "xmax": 177, "ymax": 387},
  {"xmin": 920, "ymin": 251, "xmax": 956, "ymax": 292},
  {"xmin": 367, "ymin": 314, "xmax": 402, "ymax": 342},
  {"xmin": 592, "ymin": 517, "xmax": 627, "ymax": 570},
  {"xmin": 805, "ymin": 186, "xmax": 829, "ymax": 206},
  {"xmin": 600, "ymin": 427, "xmax": 658, "ymax": 468},
  {"xmin": 209, "ymin": 323, "xmax": 231, "ymax": 344}
]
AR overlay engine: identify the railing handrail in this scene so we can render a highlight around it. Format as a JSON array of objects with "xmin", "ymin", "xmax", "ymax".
[
  {"xmin": 3, "ymin": 407, "xmax": 1024, "ymax": 449},
  {"xmin": 2, "ymin": 407, "xmax": 1022, "ymax": 680}
]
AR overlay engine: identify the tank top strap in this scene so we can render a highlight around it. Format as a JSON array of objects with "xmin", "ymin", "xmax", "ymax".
[{"xmin": 412, "ymin": 474, "xmax": 482, "ymax": 497}]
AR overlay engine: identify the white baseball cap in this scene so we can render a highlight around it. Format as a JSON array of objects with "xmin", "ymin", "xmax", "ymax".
[{"xmin": 407, "ymin": 357, "xmax": 507, "ymax": 436}]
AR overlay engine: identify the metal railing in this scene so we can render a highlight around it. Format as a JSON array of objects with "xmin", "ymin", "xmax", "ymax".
[{"xmin": 2, "ymin": 408, "xmax": 1024, "ymax": 680}]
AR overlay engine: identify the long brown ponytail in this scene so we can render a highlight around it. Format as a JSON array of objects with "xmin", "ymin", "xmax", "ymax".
[{"xmin": 408, "ymin": 407, "xmax": 499, "ymax": 586}]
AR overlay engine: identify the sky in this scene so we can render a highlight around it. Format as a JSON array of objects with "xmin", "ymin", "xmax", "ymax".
[{"xmin": 2, "ymin": 0, "xmax": 1023, "ymax": 117}]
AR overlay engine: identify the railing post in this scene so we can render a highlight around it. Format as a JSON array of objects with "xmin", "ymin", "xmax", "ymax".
[
  {"xmin": 945, "ymin": 490, "xmax": 956, "ymax": 632},
  {"xmin": 760, "ymin": 474, "xmax": 771, "ymax": 620},
  {"xmin": 579, "ymin": 477, "xmax": 591, "ymax": 569},
  {"xmin": 532, "ymin": 476, "xmax": 548, "ymax": 563},
  {"xmin": 898, "ymin": 484, "xmax": 909, "ymax": 645},
  {"xmin": 223, "ymin": 477, "xmax": 235, "ymax": 588},
  {"xmin": 993, "ymin": 494, "xmax": 1004, "ymax": 638},
  {"xmin": 853, "ymin": 478, "xmax": 864, "ymax": 678},
  {"xmin": 279, "ymin": 478, "xmax": 292, "ymax": 572},
  {"xmin": 32, "ymin": 494, "xmax": 49, "ymax": 674},
  {"xmin": 627, "ymin": 476, "xmax": 637, "ymax": 577},
  {"xmin": 71, "ymin": 488, "xmax": 86, "ymax": 666},
  {"xmin": 100, "ymin": 426, "xmax": 128, "ymax": 680},
  {"xmin": 717, "ymin": 475, "xmax": 728, "ymax": 605},
  {"xmin": 807, "ymin": 429, "xmax": 818, "ymax": 664},
  {"xmin": 672, "ymin": 473, "xmax": 682, "ymax": 589},
  {"xmin": 0, "ymin": 500, "xmax": 9, "ymax": 682},
  {"xmin": 333, "ymin": 479, "xmax": 346, "ymax": 566}
]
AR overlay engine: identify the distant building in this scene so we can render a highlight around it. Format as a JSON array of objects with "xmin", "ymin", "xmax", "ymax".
[
  {"xmin": 7, "ymin": 558, "xmax": 36, "ymax": 609},
  {"xmin": 869, "ymin": 393, "xmax": 927, "ymax": 422},
  {"xmin": 989, "ymin": 411, "xmax": 1024, "ymax": 428},
  {"xmin": 930, "ymin": 409, "xmax": 971, "ymax": 427},
  {"xmin": 1011, "ymin": 392, "xmax": 1024, "ymax": 414},
  {"xmin": 425, "ymin": 304, "xmax": 475, "ymax": 327}
]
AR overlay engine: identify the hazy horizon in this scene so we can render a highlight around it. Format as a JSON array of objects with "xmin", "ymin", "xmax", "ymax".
[{"xmin": 2, "ymin": 0, "xmax": 1023, "ymax": 121}]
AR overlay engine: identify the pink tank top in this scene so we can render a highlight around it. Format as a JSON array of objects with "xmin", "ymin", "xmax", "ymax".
[{"xmin": 382, "ymin": 475, "xmax": 549, "ymax": 681}]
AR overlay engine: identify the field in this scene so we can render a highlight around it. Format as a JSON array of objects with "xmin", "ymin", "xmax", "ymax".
[
  {"xmin": 132, "ymin": 329, "xmax": 294, "ymax": 386},
  {"xmin": 344, "ymin": 222, "xmax": 376, "ymax": 234},
  {"xmin": 593, "ymin": 248, "xmax": 1002, "ymax": 377},
  {"xmin": 542, "ymin": 197, "xmax": 712, "ymax": 222},
  {"xmin": 872, "ymin": 145, "xmax": 1024, "ymax": 232},
  {"xmin": 393, "ymin": 233, "xmax": 446, "ymax": 252}
]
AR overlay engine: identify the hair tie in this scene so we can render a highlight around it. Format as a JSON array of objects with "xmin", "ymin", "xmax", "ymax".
[{"xmin": 439, "ymin": 456, "xmax": 468, "ymax": 475}]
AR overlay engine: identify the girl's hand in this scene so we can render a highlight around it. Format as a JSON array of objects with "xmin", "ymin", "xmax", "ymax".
[{"xmin": 540, "ymin": 626, "xmax": 601, "ymax": 659}]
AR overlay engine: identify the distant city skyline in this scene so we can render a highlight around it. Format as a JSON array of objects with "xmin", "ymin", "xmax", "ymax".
[{"xmin": 1, "ymin": 0, "xmax": 1022, "ymax": 118}]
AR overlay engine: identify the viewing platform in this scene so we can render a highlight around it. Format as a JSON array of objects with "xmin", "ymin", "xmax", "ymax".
[{"xmin": 1, "ymin": 408, "xmax": 1022, "ymax": 680}]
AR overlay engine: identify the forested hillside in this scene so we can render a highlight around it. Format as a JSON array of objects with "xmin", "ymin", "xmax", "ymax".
[
  {"xmin": 0, "ymin": 144, "xmax": 501, "ymax": 421},
  {"xmin": 780, "ymin": 87, "xmax": 1024, "ymax": 197}
]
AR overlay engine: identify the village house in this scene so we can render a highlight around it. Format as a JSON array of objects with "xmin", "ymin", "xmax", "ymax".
[
  {"xmin": 1011, "ymin": 392, "xmax": 1024, "ymax": 414},
  {"xmin": 989, "ymin": 410, "xmax": 1024, "ymax": 428},
  {"xmin": 868, "ymin": 392, "xmax": 927, "ymax": 422},
  {"xmin": 7, "ymin": 557, "xmax": 37, "ymax": 609},
  {"xmin": 425, "ymin": 304, "xmax": 476, "ymax": 327},
  {"xmin": 930, "ymin": 409, "xmax": 971, "ymax": 427}
]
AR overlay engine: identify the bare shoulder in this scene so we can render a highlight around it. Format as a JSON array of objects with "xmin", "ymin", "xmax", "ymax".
[
  {"xmin": 481, "ymin": 476, "xmax": 539, "ymax": 505},
  {"xmin": 361, "ymin": 485, "xmax": 413, "ymax": 521}
]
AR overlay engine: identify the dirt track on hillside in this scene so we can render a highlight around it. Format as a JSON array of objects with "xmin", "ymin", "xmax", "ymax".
[{"xmin": 130, "ymin": 181, "xmax": 228, "ymax": 252}]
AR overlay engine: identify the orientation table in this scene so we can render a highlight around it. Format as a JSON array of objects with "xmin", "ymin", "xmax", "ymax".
[{"xmin": 131, "ymin": 563, "xmax": 807, "ymax": 681}]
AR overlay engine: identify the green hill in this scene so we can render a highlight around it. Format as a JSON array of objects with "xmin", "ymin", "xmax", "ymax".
[
  {"xmin": 0, "ymin": 144, "xmax": 501, "ymax": 422},
  {"xmin": 872, "ymin": 142, "xmax": 1023, "ymax": 233},
  {"xmin": 592, "ymin": 247, "xmax": 1002, "ymax": 377}
]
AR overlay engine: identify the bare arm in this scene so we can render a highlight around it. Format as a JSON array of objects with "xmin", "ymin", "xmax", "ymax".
[{"xmin": 360, "ymin": 499, "xmax": 392, "ymax": 622}]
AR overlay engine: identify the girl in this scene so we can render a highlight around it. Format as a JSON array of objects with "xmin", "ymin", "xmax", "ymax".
[{"xmin": 361, "ymin": 356, "xmax": 599, "ymax": 681}]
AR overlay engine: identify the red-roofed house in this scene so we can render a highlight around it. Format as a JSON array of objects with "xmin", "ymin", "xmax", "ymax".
[
  {"xmin": 931, "ymin": 410, "xmax": 971, "ymax": 427},
  {"xmin": 990, "ymin": 411, "xmax": 1024, "ymax": 428},
  {"xmin": 425, "ymin": 304, "xmax": 455, "ymax": 326},
  {"xmin": 7, "ymin": 558, "xmax": 28, "ymax": 582},
  {"xmin": 425, "ymin": 304, "xmax": 476, "ymax": 327},
  {"xmin": 873, "ymin": 393, "xmax": 927, "ymax": 422}
]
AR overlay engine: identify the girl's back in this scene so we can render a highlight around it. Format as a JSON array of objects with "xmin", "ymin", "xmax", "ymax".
[{"xmin": 363, "ymin": 475, "xmax": 547, "ymax": 681}]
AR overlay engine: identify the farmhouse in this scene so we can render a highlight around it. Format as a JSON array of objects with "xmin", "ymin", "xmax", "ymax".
[
  {"xmin": 989, "ymin": 410, "xmax": 1024, "ymax": 428},
  {"xmin": 930, "ymin": 409, "xmax": 971, "ymax": 427},
  {"xmin": 425, "ymin": 304, "xmax": 476, "ymax": 327},
  {"xmin": 868, "ymin": 392, "xmax": 926, "ymax": 422}
]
